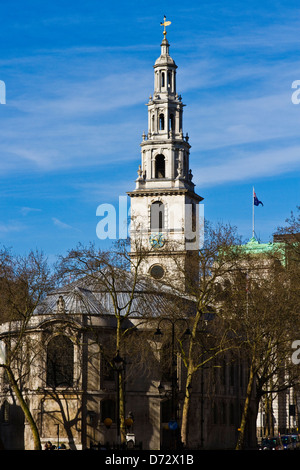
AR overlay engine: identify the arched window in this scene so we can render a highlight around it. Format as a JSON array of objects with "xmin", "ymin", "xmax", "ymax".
[
  {"xmin": 159, "ymin": 114, "xmax": 164, "ymax": 131},
  {"xmin": 1, "ymin": 400, "xmax": 9, "ymax": 423},
  {"xmin": 151, "ymin": 201, "xmax": 164, "ymax": 231},
  {"xmin": 102, "ymin": 355, "xmax": 114, "ymax": 381},
  {"xmin": 46, "ymin": 335, "xmax": 74, "ymax": 388},
  {"xmin": 155, "ymin": 154, "xmax": 165, "ymax": 178},
  {"xmin": 168, "ymin": 72, "xmax": 171, "ymax": 88},
  {"xmin": 161, "ymin": 72, "xmax": 165, "ymax": 88}
]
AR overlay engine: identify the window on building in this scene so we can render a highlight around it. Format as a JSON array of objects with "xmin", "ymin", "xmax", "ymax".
[
  {"xmin": 221, "ymin": 402, "xmax": 227, "ymax": 425},
  {"xmin": 150, "ymin": 264, "xmax": 165, "ymax": 280},
  {"xmin": 169, "ymin": 114, "xmax": 174, "ymax": 131},
  {"xmin": 102, "ymin": 355, "xmax": 115, "ymax": 381},
  {"xmin": 46, "ymin": 335, "xmax": 74, "ymax": 388},
  {"xmin": 230, "ymin": 363, "xmax": 235, "ymax": 387},
  {"xmin": 155, "ymin": 154, "xmax": 165, "ymax": 178},
  {"xmin": 1, "ymin": 400, "xmax": 9, "ymax": 423},
  {"xmin": 212, "ymin": 403, "xmax": 218, "ymax": 425},
  {"xmin": 161, "ymin": 72, "xmax": 165, "ymax": 88},
  {"xmin": 150, "ymin": 201, "xmax": 164, "ymax": 231},
  {"xmin": 221, "ymin": 359, "xmax": 226, "ymax": 387},
  {"xmin": 229, "ymin": 402, "xmax": 235, "ymax": 425},
  {"xmin": 159, "ymin": 114, "xmax": 165, "ymax": 131}
]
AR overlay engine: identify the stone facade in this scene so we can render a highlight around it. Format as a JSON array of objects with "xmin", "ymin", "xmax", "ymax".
[{"xmin": 0, "ymin": 281, "xmax": 256, "ymax": 450}]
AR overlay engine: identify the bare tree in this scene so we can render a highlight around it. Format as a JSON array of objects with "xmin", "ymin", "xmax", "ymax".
[
  {"xmin": 275, "ymin": 206, "xmax": 300, "ymax": 247},
  {"xmin": 56, "ymin": 239, "xmax": 160, "ymax": 444},
  {"xmin": 223, "ymin": 247, "xmax": 299, "ymax": 450},
  {"xmin": 160, "ymin": 221, "xmax": 244, "ymax": 448},
  {"xmin": 0, "ymin": 247, "xmax": 55, "ymax": 450}
]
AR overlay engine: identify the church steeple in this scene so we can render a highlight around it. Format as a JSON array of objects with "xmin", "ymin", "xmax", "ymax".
[
  {"xmin": 128, "ymin": 20, "xmax": 203, "ymax": 288},
  {"xmin": 136, "ymin": 22, "xmax": 194, "ymax": 191}
]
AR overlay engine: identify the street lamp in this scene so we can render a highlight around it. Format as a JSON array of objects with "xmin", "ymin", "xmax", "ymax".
[
  {"xmin": 113, "ymin": 350, "xmax": 124, "ymax": 369},
  {"xmin": 154, "ymin": 317, "xmax": 191, "ymax": 449}
]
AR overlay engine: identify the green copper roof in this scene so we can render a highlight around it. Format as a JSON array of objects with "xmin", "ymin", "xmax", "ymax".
[{"xmin": 241, "ymin": 236, "xmax": 285, "ymax": 263}]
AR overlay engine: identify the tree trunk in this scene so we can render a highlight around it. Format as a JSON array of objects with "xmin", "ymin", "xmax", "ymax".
[
  {"xmin": 265, "ymin": 394, "xmax": 274, "ymax": 436},
  {"xmin": 5, "ymin": 365, "xmax": 41, "ymax": 450},
  {"xmin": 235, "ymin": 359, "xmax": 255, "ymax": 450},
  {"xmin": 180, "ymin": 309, "xmax": 201, "ymax": 448},
  {"xmin": 181, "ymin": 370, "xmax": 193, "ymax": 447},
  {"xmin": 119, "ymin": 370, "xmax": 126, "ymax": 444},
  {"xmin": 115, "ymin": 317, "xmax": 126, "ymax": 445}
]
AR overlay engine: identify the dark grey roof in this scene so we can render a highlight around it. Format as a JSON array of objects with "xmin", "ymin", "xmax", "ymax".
[
  {"xmin": 34, "ymin": 270, "xmax": 188, "ymax": 318},
  {"xmin": 34, "ymin": 285, "xmax": 107, "ymax": 315}
]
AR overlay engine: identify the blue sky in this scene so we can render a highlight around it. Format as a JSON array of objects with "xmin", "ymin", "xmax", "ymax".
[{"xmin": 0, "ymin": 0, "xmax": 299, "ymax": 263}]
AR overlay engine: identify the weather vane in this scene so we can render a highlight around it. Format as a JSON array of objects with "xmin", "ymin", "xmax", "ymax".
[{"xmin": 160, "ymin": 15, "xmax": 171, "ymax": 37}]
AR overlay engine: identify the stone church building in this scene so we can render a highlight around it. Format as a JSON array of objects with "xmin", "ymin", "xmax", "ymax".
[{"xmin": 0, "ymin": 26, "xmax": 257, "ymax": 450}]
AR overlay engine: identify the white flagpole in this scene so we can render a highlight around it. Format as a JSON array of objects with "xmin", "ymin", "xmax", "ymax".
[{"xmin": 252, "ymin": 187, "xmax": 255, "ymax": 238}]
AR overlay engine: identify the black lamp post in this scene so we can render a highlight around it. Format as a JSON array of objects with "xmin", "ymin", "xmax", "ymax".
[
  {"xmin": 154, "ymin": 317, "xmax": 191, "ymax": 449},
  {"xmin": 113, "ymin": 350, "xmax": 124, "ymax": 445}
]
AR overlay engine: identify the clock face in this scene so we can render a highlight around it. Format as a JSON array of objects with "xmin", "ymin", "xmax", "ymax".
[{"xmin": 149, "ymin": 232, "xmax": 165, "ymax": 249}]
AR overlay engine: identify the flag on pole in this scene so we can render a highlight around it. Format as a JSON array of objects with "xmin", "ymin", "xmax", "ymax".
[
  {"xmin": 253, "ymin": 190, "xmax": 263, "ymax": 206},
  {"xmin": 252, "ymin": 187, "xmax": 263, "ymax": 237}
]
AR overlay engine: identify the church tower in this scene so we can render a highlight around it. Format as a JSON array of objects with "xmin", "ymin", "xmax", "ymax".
[{"xmin": 128, "ymin": 19, "xmax": 203, "ymax": 289}]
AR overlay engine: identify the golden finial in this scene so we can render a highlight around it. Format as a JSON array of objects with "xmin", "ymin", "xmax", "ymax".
[{"xmin": 160, "ymin": 15, "xmax": 171, "ymax": 37}]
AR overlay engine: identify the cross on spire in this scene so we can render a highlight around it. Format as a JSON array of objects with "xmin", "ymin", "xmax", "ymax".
[{"xmin": 160, "ymin": 15, "xmax": 171, "ymax": 37}]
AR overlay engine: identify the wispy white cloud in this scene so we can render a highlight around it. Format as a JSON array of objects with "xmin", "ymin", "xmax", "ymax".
[
  {"xmin": 0, "ymin": 222, "xmax": 25, "ymax": 234},
  {"xmin": 0, "ymin": 0, "xmax": 298, "ymax": 253},
  {"xmin": 1, "ymin": 9, "xmax": 300, "ymax": 186},
  {"xmin": 194, "ymin": 144, "xmax": 300, "ymax": 187},
  {"xmin": 0, "ymin": 50, "xmax": 150, "ymax": 172},
  {"xmin": 77, "ymin": 180, "xmax": 132, "ymax": 203},
  {"xmin": 12, "ymin": 70, "xmax": 151, "ymax": 116},
  {"xmin": 52, "ymin": 217, "xmax": 83, "ymax": 234},
  {"xmin": 52, "ymin": 217, "xmax": 74, "ymax": 230},
  {"xmin": 20, "ymin": 207, "xmax": 42, "ymax": 216},
  {"xmin": 187, "ymin": 91, "xmax": 300, "ymax": 151}
]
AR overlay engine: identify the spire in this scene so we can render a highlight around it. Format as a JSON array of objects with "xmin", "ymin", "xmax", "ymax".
[
  {"xmin": 158, "ymin": 16, "xmax": 172, "ymax": 58},
  {"xmin": 154, "ymin": 17, "xmax": 176, "ymax": 96}
]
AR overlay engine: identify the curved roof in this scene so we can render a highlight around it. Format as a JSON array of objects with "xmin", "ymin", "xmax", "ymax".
[
  {"xmin": 34, "ymin": 285, "xmax": 107, "ymax": 316},
  {"xmin": 34, "ymin": 269, "xmax": 190, "ymax": 318},
  {"xmin": 154, "ymin": 54, "xmax": 176, "ymax": 67},
  {"xmin": 154, "ymin": 37, "xmax": 176, "ymax": 67}
]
